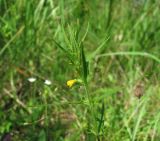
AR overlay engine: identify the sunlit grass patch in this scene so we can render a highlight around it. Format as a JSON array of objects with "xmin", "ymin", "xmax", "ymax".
[{"xmin": 1, "ymin": 0, "xmax": 160, "ymax": 140}]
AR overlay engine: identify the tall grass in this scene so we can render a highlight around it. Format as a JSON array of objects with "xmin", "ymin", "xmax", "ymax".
[{"xmin": 0, "ymin": 0, "xmax": 160, "ymax": 140}]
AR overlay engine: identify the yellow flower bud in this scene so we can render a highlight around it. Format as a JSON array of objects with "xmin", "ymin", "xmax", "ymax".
[{"xmin": 67, "ymin": 79, "xmax": 77, "ymax": 88}]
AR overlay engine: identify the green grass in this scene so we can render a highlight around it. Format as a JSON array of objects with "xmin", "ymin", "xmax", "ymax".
[{"xmin": 1, "ymin": 0, "xmax": 160, "ymax": 140}]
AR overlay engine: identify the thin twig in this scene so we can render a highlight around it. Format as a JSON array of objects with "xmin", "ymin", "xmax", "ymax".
[{"xmin": 4, "ymin": 88, "xmax": 32, "ymax": 114}]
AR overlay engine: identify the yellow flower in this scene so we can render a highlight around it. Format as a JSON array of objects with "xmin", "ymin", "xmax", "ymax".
[{"xmin": 67, "ymin": 79, "xmax": 77, "ymax": 88}]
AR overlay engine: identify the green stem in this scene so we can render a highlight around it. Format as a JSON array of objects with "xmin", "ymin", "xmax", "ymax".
[
  {"xmin": 84, "ymin": 84, "xmax": 99, "ymax": 140},
  {"xmin": 96, "ymin": 52, "xmax": 160, "ymax": 64}
]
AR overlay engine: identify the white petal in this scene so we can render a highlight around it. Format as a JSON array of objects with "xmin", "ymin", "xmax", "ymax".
[
  {"xmin": 44, "ymin": 80, "xmax": 52, "ymax": 85},
  {"xmin": 28, "ymin": 77, "xmax": 36, "ymax": 83}
]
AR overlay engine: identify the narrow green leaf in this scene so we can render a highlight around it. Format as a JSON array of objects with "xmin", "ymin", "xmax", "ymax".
[
  {"xmin": 53, "ymin": 38, "xmax": 68, "ymax": 53},
  {"xmin": 98, "ymin": 102, "xmax": 105, "ymax": 134},
  {"xmin": 80, "ymin": 45, "xmax": 89, "ymax": 84},
  {"xmin": 88, "ymin": 36, "xmax": 109, "ymax": 60}
]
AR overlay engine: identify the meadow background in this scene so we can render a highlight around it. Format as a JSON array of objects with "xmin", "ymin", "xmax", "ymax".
[{"xmin": 1, "ymin": 0, "xmax": 160, "ymax": 140}]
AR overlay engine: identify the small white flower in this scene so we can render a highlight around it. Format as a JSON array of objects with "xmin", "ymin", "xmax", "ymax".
[
  {"xmin": 28, "ymin": 77, "xmax": 36, "ymax": 83},
  {"xmin": 44, "ymin": 80, "xmax": 52, "ymax": 85}
]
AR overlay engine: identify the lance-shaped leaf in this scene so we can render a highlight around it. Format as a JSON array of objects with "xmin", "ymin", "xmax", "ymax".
[{"xmin": 80, "ymin": 44, "xmax": 89, "ymax": 84}]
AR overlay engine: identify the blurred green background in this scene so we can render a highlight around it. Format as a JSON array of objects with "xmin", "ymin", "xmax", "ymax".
[{"xmin": 0, "ymin": 0, "xmax": 160, "ymax": 140}]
